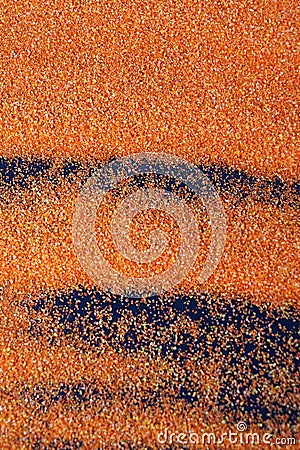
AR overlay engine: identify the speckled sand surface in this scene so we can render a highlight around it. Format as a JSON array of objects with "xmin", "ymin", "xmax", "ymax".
[{"xmin": 0, "ymin": 1, "xmax": 299, "ymax": 449}]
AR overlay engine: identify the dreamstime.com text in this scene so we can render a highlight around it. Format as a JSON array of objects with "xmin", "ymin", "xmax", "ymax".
[{"xmin": 157, "ymin": 423, "xmax": 297, "ymax": 447}]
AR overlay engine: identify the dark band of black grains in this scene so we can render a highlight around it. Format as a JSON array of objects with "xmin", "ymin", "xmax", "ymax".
[
  {"xmin": 25, "ymin": 288, "xmax": 300, "ymax": 427},
  {"xmin": 0, "ymin": 157, "xmax": 299, "ymax": 208}
]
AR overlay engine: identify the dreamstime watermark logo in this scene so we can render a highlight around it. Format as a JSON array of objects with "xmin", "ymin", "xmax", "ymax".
[
  {"xmin": 157, "ymin": 423, "xmax": 297, "ymax": 447},
  {"xmin": 236, "ymin": 421, "xmax": 248, "ymax": 432},
  {"xmin": 72, "ymin": 152, "xmax": 226, "ymax": 298}
]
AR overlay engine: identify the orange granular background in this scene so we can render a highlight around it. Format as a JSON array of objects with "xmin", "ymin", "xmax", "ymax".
[
  {"xmin": 0, "ymin": 1, "xmax": 299, "ymax": 449},
  {"xmin": 0, "ymin": 0, "xmax": 299, "ymax": 180}
]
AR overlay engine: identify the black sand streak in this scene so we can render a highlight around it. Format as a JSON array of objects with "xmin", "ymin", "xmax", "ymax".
[{"xmin": 0, "ymin": 157, "xmax": 299, "ymax": 208}]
